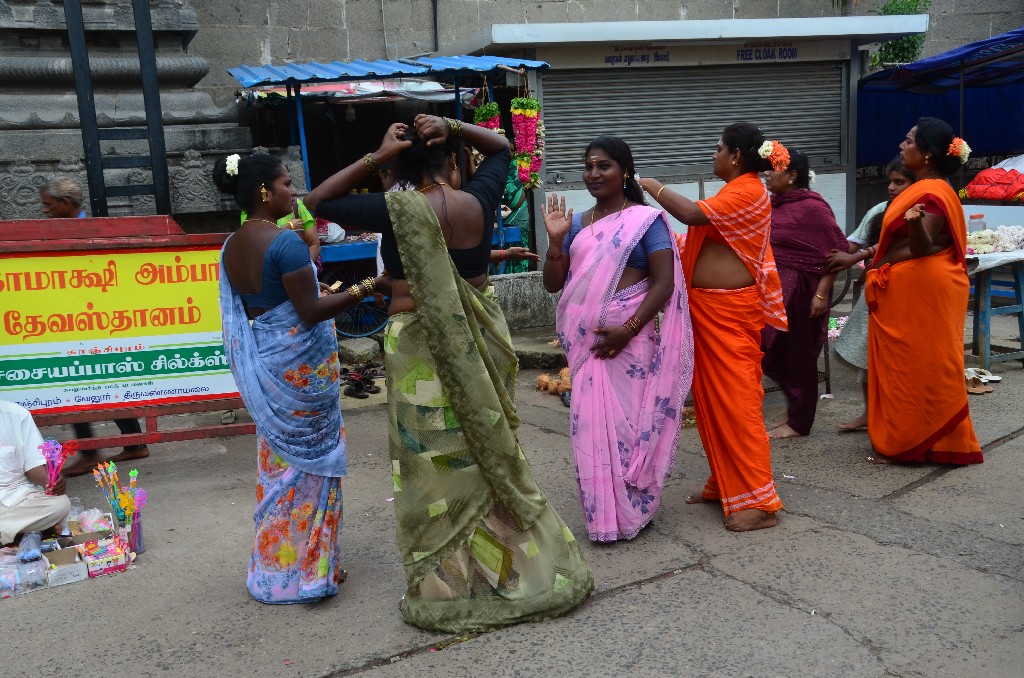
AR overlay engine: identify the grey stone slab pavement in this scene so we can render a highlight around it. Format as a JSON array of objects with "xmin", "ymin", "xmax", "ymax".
[{"xmin": 2, "ymin": 324, "xmax": 1023, "ymax": 677}]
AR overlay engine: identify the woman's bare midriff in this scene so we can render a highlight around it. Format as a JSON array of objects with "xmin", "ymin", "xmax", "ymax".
[
  {"xmin": 875, "ymin": 235, "xmax": 953, "ymax": 268},
  {"xmin": 617, "ymin": 266, "xmax": 648, "ymax": 292},
  {"xmin": 386, "ymin": 274, "xmax": 489, "ymax": 314},
  {"xmin": 690, "ymin": 238, "xmax": 754, "ymax": 290}
]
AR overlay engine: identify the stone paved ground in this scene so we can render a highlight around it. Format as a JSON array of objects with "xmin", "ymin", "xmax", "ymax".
[{"xmin": 3, "ymin": 311, "xmax": 1022, "ymax": 677}]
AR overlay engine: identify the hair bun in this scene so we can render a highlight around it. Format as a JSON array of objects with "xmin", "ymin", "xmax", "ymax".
[{"xmin": 212, "ymin": 155, "xmax": 240, "ymax": 195}]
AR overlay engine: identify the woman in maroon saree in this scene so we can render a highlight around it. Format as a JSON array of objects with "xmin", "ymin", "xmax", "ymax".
[{"xmin": 761, "ymin": 150, "xmax": 849, "ymax": 438}]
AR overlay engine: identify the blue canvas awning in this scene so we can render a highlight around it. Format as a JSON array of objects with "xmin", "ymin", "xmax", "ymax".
[
  {"xmin": 229, "ymin": 55, "xmax": 549, "ymax": 88},
  {"xmin": 860, "ymin": 26, "xmax": 1024, "ymax": 93},
  {"xmin": 228, "ymin": 54, "xmax": 549, "ymax": 190},
  {"xmin": 858, "ymin": 26, "xmax": 1024, "ymax": 166}
]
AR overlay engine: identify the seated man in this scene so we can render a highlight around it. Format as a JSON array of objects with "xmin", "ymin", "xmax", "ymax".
[{"xmin": 0, "ymin": 399, "xmax": 70, "ymax": 546}]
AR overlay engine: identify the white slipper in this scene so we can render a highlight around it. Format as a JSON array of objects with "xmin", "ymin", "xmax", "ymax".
[
  {"xmin": 966, "ymin": 367, "xmax": 1002, "ymax": 383},
  {"xmin": 971, "ymin": 368, "xmax": 1002, "ymax": 382}
]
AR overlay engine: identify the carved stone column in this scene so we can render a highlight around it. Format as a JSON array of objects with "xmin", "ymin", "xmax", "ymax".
[{"xmin": 0, "ymin": 0, "xmax": 252, "ymax": 218}]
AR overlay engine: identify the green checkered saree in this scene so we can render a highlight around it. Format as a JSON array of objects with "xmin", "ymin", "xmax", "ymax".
[{"xmin": 384, "ymin": 190, "xmax": 593, "ymax": 633}]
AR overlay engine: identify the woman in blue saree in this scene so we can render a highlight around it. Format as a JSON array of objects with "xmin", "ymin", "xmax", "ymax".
[{"xmin": 213, "ymin": 152, "xmax": 390, "ymax": 604}]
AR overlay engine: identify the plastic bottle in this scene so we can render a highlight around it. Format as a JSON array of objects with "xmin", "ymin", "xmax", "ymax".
[
  {"xmin": 968, "ymin": 214, "xmax": 986, "ymax": 233},
  {"xmin": 67, "ymin": 496, "xmax": 84, "ymax": 534}
]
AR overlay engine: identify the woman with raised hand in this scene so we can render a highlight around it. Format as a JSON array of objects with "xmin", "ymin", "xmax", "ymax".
[
  {"xmin": 859, "ymin": 117, "xmax": 981, "ymax": 465},
  {"xmin": 542, "ymin": 136, "xmax": 691, "ymax": 542},
  {"xmin": 639, "ymin": 123, "xmax": 788, "ymax": 532},
  {"xmin": 214, "ymin": 153, "xmax": 381, "ymax": 604},
  {"xmin": 760, "ymin": 149, "xmax": 849, "ymax": 439},
  {"xmin": 303, "ymin": 115, "xmax": 593, "ymax": 633}
]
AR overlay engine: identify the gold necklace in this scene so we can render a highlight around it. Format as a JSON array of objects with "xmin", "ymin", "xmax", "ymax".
[
  {"xmin": 243, "ymin": 218, "xmax": 278, "ymax": 227},
  {"xmin": 418, "ymin": 182, "xmax": 449, "ymax": 193},
  {"xmin": 588, "ymin": 199, "xmax": 629, "ymax": 227}
]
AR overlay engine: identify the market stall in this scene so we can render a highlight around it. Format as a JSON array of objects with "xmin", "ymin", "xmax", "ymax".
[
  {"xmin": 1, "ymin": 451, "xmax": 149, "ymax": 597},
  {"xmin": 963, "ymin": 206, "xmax": 1024, "ymax": 370},
  {"xmin": 227, "ymin": 54, "xmax": 552, "ymax": 311}
]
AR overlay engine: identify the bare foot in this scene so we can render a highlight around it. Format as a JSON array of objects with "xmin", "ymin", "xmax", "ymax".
[
  {"xmin": 838, "ymin": 414, "xmax": 868, "ymax": 431},
  {"xmin": 866, "ymin": 453, "xmax": 896, "ymax": 465},
  {"xmin": 767, "ymin": 424, "xmax": 803, "ymax": 440},
  {"xmin": 62, "ymin": 452, "xmax": 107, "ymax": 476},
  {"xmin": 725, "ymin": 509, "xmax": 777, "ymax": 532},
  {"xmin": 684, "ymin": 489, "xmax": 719, "ymax": 504},
  {"xmin": 108, "ymin": 446, "xmax": 150, "ymax": 463}
]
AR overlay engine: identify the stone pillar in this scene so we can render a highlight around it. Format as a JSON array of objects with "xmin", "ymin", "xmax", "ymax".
[{"xmin": 0, "ymin": 0, "xmax": 253, "ymax": 218}]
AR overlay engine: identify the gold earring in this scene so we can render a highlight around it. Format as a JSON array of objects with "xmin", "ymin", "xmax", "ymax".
[
  {"xmin": 260, "ymin": 185, "xmax": 269, "ymax": 202},
  {"xmin": 732, "ymin": 160, "xmax": 738, "ymax": 166},
  {"xmin": 925, "ymin": 154, "xmax": 932, "ymax": 163}
]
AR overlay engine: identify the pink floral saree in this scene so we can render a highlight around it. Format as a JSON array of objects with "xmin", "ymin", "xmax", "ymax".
[{"xmin": 556, "ymin": 205, "xmax": 693, "ymax": 541}]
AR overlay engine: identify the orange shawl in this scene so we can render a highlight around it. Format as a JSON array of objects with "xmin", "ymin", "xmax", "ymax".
[
  {"xmin": 685, "ymin": 173, "xmax": 788, "ymax": 330},
  {"xmin": 865, "ymin": 179, "xmax": 981, "ymax": 464}
]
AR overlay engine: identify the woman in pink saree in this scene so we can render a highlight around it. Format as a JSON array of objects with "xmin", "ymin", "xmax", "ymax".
[{"xmin": 543, "ymin": 137, "xmax": 693, "ymax": 542}]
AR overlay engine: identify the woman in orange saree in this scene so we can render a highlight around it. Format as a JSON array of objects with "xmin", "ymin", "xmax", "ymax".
[{"xmin": 865, "ymin": 117, "xmax": 982, "ymax": 465}]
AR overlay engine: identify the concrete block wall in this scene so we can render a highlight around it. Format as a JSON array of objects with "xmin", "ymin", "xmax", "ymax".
[
  {"xmin": 188, "ymin": 1, "xmax": 1024, "ymax": 103},
  {"xmin": 491, "ymin": 271, "xmax": 558, "ymax": 330}
]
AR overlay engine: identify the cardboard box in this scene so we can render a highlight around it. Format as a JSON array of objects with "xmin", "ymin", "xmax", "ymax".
[
  {"xmin": 57, "ymin": 529, "xmax": 112, "ymax": 549},
  {"xmin": 84, "ymin": 550, "xmax": 129, "ymax": 578},
  {"xmin": 44, "ymin": 549, "xmax": 88, "ymax": 587},
  {"xmin": 78, "ymin": 537, "xmax": 131, "ymax": 578}
]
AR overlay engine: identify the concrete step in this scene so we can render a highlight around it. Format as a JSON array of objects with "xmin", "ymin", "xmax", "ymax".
[{"xmin": 512, "ymin": 326, "xmax": 566, "ymax": 369}]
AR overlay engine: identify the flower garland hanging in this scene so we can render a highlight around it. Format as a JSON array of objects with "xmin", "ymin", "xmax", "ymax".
[
  {"xmin": 470, "ymin": 101, "xmax": 504, "ymax": 165},
  {"xmin": 473, "ymin": 101, "xmax": 502, "ymax": 132},
  {"xmin": 511, "ymin": 96, "xmax": 543, "ymax": 189}
]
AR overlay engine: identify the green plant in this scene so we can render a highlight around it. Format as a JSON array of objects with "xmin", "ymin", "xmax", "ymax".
[{"xmin": 874, "ymin": 0, "xmax": 931, "ymax": 66}]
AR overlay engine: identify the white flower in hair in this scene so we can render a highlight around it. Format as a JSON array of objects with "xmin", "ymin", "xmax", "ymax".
[
  {"xmin": 757, "ymin": 141, "xmax": 773, "ymax": 159},
  {"xmin": 225, "ymin": 153, "xmax": 241, "ymax": 177},
  {"xmin": 808, "ymin": 170, "xmax": 817, "ymax": 184}
]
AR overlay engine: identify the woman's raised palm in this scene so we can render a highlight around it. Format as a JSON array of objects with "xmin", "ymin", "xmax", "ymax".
[{"xmin": 543, "ymin": 192, "xmax": 574, "ymax": 241}]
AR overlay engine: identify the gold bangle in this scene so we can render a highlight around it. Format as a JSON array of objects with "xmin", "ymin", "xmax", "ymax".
[
  {"xmin": 655, "ymin": 186, "xmax": 666, "ymax": 202},
  {"xmin": 624, "ymin": 315, "xmax": 644, "ymax": 336},
  {"xmin": 347, "ymin": 284, "xmax": 365, "ymax": 302},
  {"xmin": 360, "ymin": 277, "xmax": 376, "ymax": 294},
  {"xmin": 814, "ymin": 293, "xmax": 826, "ymax": 301},
  {"xmin": 445, "ymin": 117, "xmax": 463, "ymax": 138},
  {"xmin": 363, "ymin": 153, "xmax": 379, "ymax": 174}
]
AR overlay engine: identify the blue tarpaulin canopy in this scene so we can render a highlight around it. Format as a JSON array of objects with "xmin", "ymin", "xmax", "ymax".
[
  {"xmin": 227, "ymin": 55, "xmax": 550, "ymax": 189},
  {"xmin": 229, "ymin": 55, "xmax": 549, "ymax": 88},
  {"xmin": 858, "ymin": 26, "xmax": 1024, "ymax": 166}
]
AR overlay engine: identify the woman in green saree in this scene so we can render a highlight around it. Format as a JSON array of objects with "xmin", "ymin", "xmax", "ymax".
[{"xmin": 304, "ymin": 116, "xmax": 593, "ymax": 633}]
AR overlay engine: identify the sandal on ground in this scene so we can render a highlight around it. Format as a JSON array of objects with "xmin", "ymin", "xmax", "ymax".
[
  {"xmin": 966, "ymin": 375, "xmax": 992, "ymax": 395},
  {"xmin": 344, "ymin": 383, "xmax": 369, "ymax": 399},
  {"xmin": 344, "ymin": 372, "xmax": 381, "ymax": 394},
  {"xmin": 559, "ymin": 391, "xmax": 571, "ymax": 408},
  {"xmin": 357, "ymin": 361, "xmax": 386, "ymax": 379},
  {"xmin": 966, "ymin": 367, "xmax": 1001, "ymax": 383}
]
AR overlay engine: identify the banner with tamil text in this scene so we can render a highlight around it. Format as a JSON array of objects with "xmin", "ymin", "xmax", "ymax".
[{"xmin": 0, "ymin": 246, "xmax": 237, "ymax": 413}]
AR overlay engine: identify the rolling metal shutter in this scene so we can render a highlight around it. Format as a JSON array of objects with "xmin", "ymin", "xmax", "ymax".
[{"xmin": 540, "ymin": 62, "xmax": 844, "ymax": 180}]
